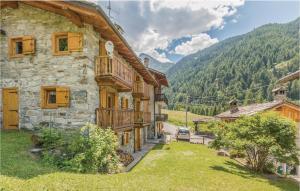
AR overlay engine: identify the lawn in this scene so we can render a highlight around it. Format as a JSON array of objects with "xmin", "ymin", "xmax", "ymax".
[
  {"xmin": 162, "ymin": 109, "xmax": 212, "ymax": 132},
  {"xmin": 1, "ymin": 131, "xmax": 298, "ymax": 191}
]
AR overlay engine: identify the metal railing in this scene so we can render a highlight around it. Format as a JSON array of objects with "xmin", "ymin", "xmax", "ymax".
[
  {"xmin": 155, "ymin": 114, "xmax": 168, "ymax": 122},
  {"xmin": 155, "ymin": 94, "xmax": 168, "ymax": 105}
]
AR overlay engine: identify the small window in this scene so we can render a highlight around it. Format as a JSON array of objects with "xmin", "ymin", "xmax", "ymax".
[
  {"xmin": 47, "ymin": 90, "xmax": 56, "ymax": 104},
  {"xmin": 52, "ymin": 32, "xmax": 83, "ymax": 55},
  {"xmin": 9, "ymin": 36, "xmax": 35, "ymax": 58},
  {"xmin": 41, "ymin": 86, "xmax": 70, "ymax": 109},
  {"xmin": 15, "ymin": 40, "xmax": 23, "ymax": 54},
  {"xmin": 58, "ymin": 36, "xmax": 68, "ymax": 52}
]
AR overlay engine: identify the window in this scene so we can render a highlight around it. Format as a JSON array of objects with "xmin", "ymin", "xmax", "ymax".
[
  {"xmin": 52, "ymin": 32, "xmax": 83, "ymax": 55},
  {"xmin": 41, "ymin": 86, "xmax": 70, "ymax": 109},
  {"xmin": 9, "ymin": 36, "xmax": 35, "ymax": 58},
  {"xmin": 121, "ymin": 97, "xmax": 129, "ymax": 109}
]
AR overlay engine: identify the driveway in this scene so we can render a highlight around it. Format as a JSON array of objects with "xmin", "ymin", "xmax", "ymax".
[
  {"xmin": 162, "ymin": 122, "xmax": 178, "ymax": 138},
  {"xmin": 163, "ymin": 122, "xmax": 214, "ymax": 145}
]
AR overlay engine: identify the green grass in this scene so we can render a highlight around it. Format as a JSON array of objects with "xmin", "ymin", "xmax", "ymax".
[
  {"xmin": 162, "ymin": 109, "xmax": 212, "ymax": 132},
  {"xmin": 1, "ymin": 131, "xmax": 298, "ymax": 191}
]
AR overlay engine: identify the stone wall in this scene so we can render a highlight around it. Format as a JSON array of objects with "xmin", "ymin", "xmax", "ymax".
[
  {"xmin": 117, "ymin": 130, "xmax": 134, "ymax": 154},
  {"xmin": 0, "ymin": 4, "xmax": 100, "ymax": 129}
]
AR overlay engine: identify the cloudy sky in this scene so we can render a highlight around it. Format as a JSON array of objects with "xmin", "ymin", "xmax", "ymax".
[{"xmin": 95, "ymin": 0, "xmax": 299, "ymax": 63}]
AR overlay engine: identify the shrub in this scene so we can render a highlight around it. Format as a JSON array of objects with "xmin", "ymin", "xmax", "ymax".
[
  {"xmin": 210, "ymin": 112, "xmax": 298, "ymax": 172},
  {"xmin": 40, "ymin": 123, "xmax": 120, "ymax": 173}
]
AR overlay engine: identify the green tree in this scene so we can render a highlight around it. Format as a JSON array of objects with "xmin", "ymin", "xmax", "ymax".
[{"xmin": 209, "ymin": 112, "xmax": 298, "ymax": 172}]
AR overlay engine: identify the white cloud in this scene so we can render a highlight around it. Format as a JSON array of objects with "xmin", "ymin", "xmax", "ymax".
[
  {"xmin": 96, "ymin": 0, "xmax": 244, "ymax": 60},
  {"xmin": 174, "ymin": 34, "xmax": 218, "ymax": 55}
]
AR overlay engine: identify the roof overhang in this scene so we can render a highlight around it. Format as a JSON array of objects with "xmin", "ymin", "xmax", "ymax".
[
  {"xmin": 149, "ymin": 68, "xmax": 169, "ymax": 87},
  {"xmin": 0, "ymin": 1, "xmax": 158, "ymax": 86}
]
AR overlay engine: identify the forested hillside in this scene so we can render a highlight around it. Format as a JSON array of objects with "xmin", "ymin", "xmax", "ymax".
[
  {"xmin": 140, "ymin": 53, "xmax": 174, "ymax": 72},
  {"xmin": 166, "ymin": 18, "xmax": 300, "ymax": 116}
]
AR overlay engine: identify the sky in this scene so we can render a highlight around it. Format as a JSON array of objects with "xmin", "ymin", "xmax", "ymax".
[{"xmin": 95, "ymin": 0, "xmax": 299, "ymax": 63}]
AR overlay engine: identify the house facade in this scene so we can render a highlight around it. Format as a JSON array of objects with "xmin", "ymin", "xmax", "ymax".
[{"xmin": 0, "ymin": 1, "xmax": 168, "ymax": 154}]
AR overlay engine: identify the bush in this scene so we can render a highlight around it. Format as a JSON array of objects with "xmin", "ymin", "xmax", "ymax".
[
  {"xmin": 40, "ymin": 123, "xmax": 120, "ymax": 173},
  {"xmin": 229, "ymin": 149, "xmax": 245, "ymax": 159}
]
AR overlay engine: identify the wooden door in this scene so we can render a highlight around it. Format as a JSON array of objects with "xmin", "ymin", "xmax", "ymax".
[
  {"xmin": 107, "ymin": 93, "xmax": 115, "ymax": 126},
  {"xmin": 2, "ymin": 88, "xmax": 19, "ymax": 130},
  {"xmin": 135, "ymin": 128, "xmax": 141, "ymax": 151}
]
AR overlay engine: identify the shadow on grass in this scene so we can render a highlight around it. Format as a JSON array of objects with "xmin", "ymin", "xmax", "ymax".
[{"xmin": 210, "ymin": 160, "xmax": 299, "ymax": 191}]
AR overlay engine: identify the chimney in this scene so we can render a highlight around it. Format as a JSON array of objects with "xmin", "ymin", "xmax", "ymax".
[
  {"xmin": 229, "ymin": 99, "xmax": 239, "ymax": 113},
  {"xmin": 272, "ymin": 86, "xmax": 287, "ymax": 101},
  {"xmin": 143, "ymin": 57, "xmax": 149, "ymax": 68}
]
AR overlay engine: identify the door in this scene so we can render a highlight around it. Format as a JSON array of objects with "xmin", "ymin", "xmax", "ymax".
[
  {"xmin": 2, "ymin": 88, "xmax": 19, "ymax": 130},
  {"xmin": 135, "ymin": 128, "xmax": 141, "ymax": 151},
  {"xmin": 107, "ymin": 93, "xmax": 115, "ymax": 126}
]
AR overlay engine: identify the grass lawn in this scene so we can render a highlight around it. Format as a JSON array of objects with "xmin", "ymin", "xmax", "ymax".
[
  {"xmin": 1, "ymin": 131, "xmax": 298, "ymax": 191},
  {"xmin": 162, "ymin": 109, "xmax": 212, "ymax": 132}
]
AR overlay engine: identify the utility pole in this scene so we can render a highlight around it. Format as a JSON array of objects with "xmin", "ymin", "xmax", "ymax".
[{"xmin": 185, "ymin": 96, "xmax": 189, "ymax": 128}]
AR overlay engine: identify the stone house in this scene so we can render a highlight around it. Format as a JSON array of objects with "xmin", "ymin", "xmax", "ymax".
[{"xmin": 0, "ymin": 1, "xmax": 168, "ymax": 153}]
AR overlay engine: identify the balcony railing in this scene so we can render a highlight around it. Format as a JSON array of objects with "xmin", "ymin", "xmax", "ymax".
[
  {"xmin": 134, "ymin": 111, "xmax": 151, "ymax": 124},
  {"xmin": 96, "ymin": 108, "xmax": 134, "ymax": 130},
  {"xmin": 94, "ymin": 56, "xmax": 133, "ymax": 90},
  {"xmin": 155, "ymin": 94, "xmax": 168, "ymax": 105},
  {"xmin": 133, "ymin": 81, "xmax": 150, "ymax": 99},
  {"xmin": 155, "ymin": 114, "xmax": 168, "ymax": 122}
]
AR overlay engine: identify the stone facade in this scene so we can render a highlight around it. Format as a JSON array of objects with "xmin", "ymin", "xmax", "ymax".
[{"xmin": 0, "ymin": 4, "xmax": 100, "ymax": 129}]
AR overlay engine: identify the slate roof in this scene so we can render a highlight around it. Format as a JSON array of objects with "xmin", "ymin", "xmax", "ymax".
[{"xmin": 216, "ymin": 100, "xmax": 285, "ymax": 119}]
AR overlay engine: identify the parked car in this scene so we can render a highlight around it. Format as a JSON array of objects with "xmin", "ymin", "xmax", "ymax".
[{"xmin": 176, "ymin": 127, "xmax": 190, "ymax": 141}]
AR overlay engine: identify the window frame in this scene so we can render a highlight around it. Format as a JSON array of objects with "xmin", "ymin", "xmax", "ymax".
[
  {"xmin": 41, "ymin": 86, "xmax": 70, "ymax": 109},
  {"xmin": 53, "ymin": 32, "xmax": 70, "ymax": 56},
  {"xmin": 9, "ymin": 37, "xmax": 24, "ymax": 58}
]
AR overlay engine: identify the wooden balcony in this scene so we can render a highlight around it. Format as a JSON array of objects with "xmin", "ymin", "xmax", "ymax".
[
  {"xmin": 132, "ymin": 81, "xmax": 150, "ymax": 100},
  {"xmin": 155, "ymin": 114, "xmax": 168, "ymax": 122},
  {"xmin": 155, "ymin": 94, "xmax": 168, "ymax": 105},
  {"xmin": 94, "ymin": 56, "xmax": 133, "ymax": 92},
  {"xmin": 134, "ymin": 111, "xmax": 151, "ymax": 125},
  {"xmin": 96, "ymin": 108, "xmax": 134, "ymax": 131}
]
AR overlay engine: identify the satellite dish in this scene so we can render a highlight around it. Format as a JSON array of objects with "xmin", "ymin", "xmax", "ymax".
[{"xmin": 105, "ymin": 41, "xmax": 114, "ymax": 58}]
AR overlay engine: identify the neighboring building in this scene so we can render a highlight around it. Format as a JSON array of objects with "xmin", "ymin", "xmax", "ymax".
[
  {"xmin": 216, "ymin": 87, "xmax": 300, "ymax": 176},
  {"xmin": 149, "ymin": 68, "xmax": 169, "ymax": 139},
  {"xmin": 0, "ymin": 1, "xmax": 168, "ymax": 153}
]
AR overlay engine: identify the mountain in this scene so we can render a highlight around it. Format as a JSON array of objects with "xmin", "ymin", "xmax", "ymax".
[
  {"xmin": 166, "ymin": 18, "xmax": 300, "ymax": 116},
  {"xmin": 139, "ymin": 53, "xmax": 174, "ymax": 73}
]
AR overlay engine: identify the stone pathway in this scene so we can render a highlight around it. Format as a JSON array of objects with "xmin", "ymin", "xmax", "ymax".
[{"xmin": 123, "ymin": 143, "xmax": 156, "ymax": 172}]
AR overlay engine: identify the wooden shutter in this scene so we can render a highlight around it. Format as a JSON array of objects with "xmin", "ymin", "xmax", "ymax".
[
  {"xmin": 121, "ymin": 97, "xmax": 125, "ymax": 109},
  {"xmin": 114, "ymin": 94, "xmax": 119, "ymax": 110},
  {"xmin": 22, "ymin": 36, "xmax": 35, "ymax": 54},
  {"xmin": 56, "ymin": 87, "xmax": 70, "ymax": 107},
  {"xmin": 68, "ymin": 32, "xmax": 83, "ymax": 52},
  {"xmin": 99, "ymin": 41, "xmax": 107, "ymax": 56},
  {"xmin": 40, "ymin": 87, "xmax": 46, "ymax": 108},
  {"xmin": 100, "ymin": 88, "xmax": 107, "ymax": 108},
  {"xmin": 125, "ymin": 99, "xmax": 129, "ymax": 109}
]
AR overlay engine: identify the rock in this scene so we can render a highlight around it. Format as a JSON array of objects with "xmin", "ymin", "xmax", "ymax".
[{"xmin": 30, "ymin": 148, "xmax": 43, "ymax": 154}]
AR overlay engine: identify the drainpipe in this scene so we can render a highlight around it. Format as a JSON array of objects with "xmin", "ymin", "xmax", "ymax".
[{"xmin": 153, "ymin": 88, "xmax": 156, "ymax": 139}]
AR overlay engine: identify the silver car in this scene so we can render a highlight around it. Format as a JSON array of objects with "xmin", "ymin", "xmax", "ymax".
[{"xmin": 176, "ymin": 127, "xmax": 190, "ymax": 141}]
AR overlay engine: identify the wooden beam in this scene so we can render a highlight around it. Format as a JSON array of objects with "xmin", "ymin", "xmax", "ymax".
[
  {"xmin": 63, "ymin": 8, "xmax": 83, "ymax": 28},
  {"xmin": 0, "ymin": 1, "xmax": 18, "ymax": 9}
]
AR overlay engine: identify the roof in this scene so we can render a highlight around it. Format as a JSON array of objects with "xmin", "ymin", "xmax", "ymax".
[
  {"xmin": 0, "ymin": 1, "xmax": 158, "ymax": 86},
  {"xmin": 216, "ymin": 100, "xmax": 284, "ymax": 119},
  {"xmin": 148, "ymin": 68, "xmax": 169, "ymax": 87},
  {"xmin": 277, "ymin": 70, "xmax": 300, "ymax": 84},
  {"xmin": 193, "ymin": 117, "xmax": 217, "ymax": 123},
  {"xmin": 216, "ymin": 100, "xmax": 300, "ymax": 119}
]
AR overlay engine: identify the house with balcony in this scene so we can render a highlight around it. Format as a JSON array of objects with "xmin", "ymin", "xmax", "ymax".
[
  {"xmin": 0, "ymin": 1, "xmax": 160, "ymax": 153},
  {"xmin": 148, "ymin": 68, "xmax": 169, "ymax": 139}
]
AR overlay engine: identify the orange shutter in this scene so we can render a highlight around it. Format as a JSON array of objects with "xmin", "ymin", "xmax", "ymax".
[
  {"xmin": 125, "ymin": 99, "xmax": 129, "ymax": 109},
  {"xmin": 68, "ymin": 32, "xmax": 83, "ymax": 52},
  {"xmin": 56, "ymin": 87, "xmax": 70, "ymax": 107},
  {"xmin": 40, "ymin": 87, "xmax": 46, "ymax": 108},
  {"xmin": 99, "ymin": 41, "xmax": 107, "ymax": 56},
  {"xmin": 22, "ymin": 36, "xmax": 35, "ymax": 54},
  {"xmin": 100, "ymin": 88, "xmax": 107, "ymax": 108}
]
